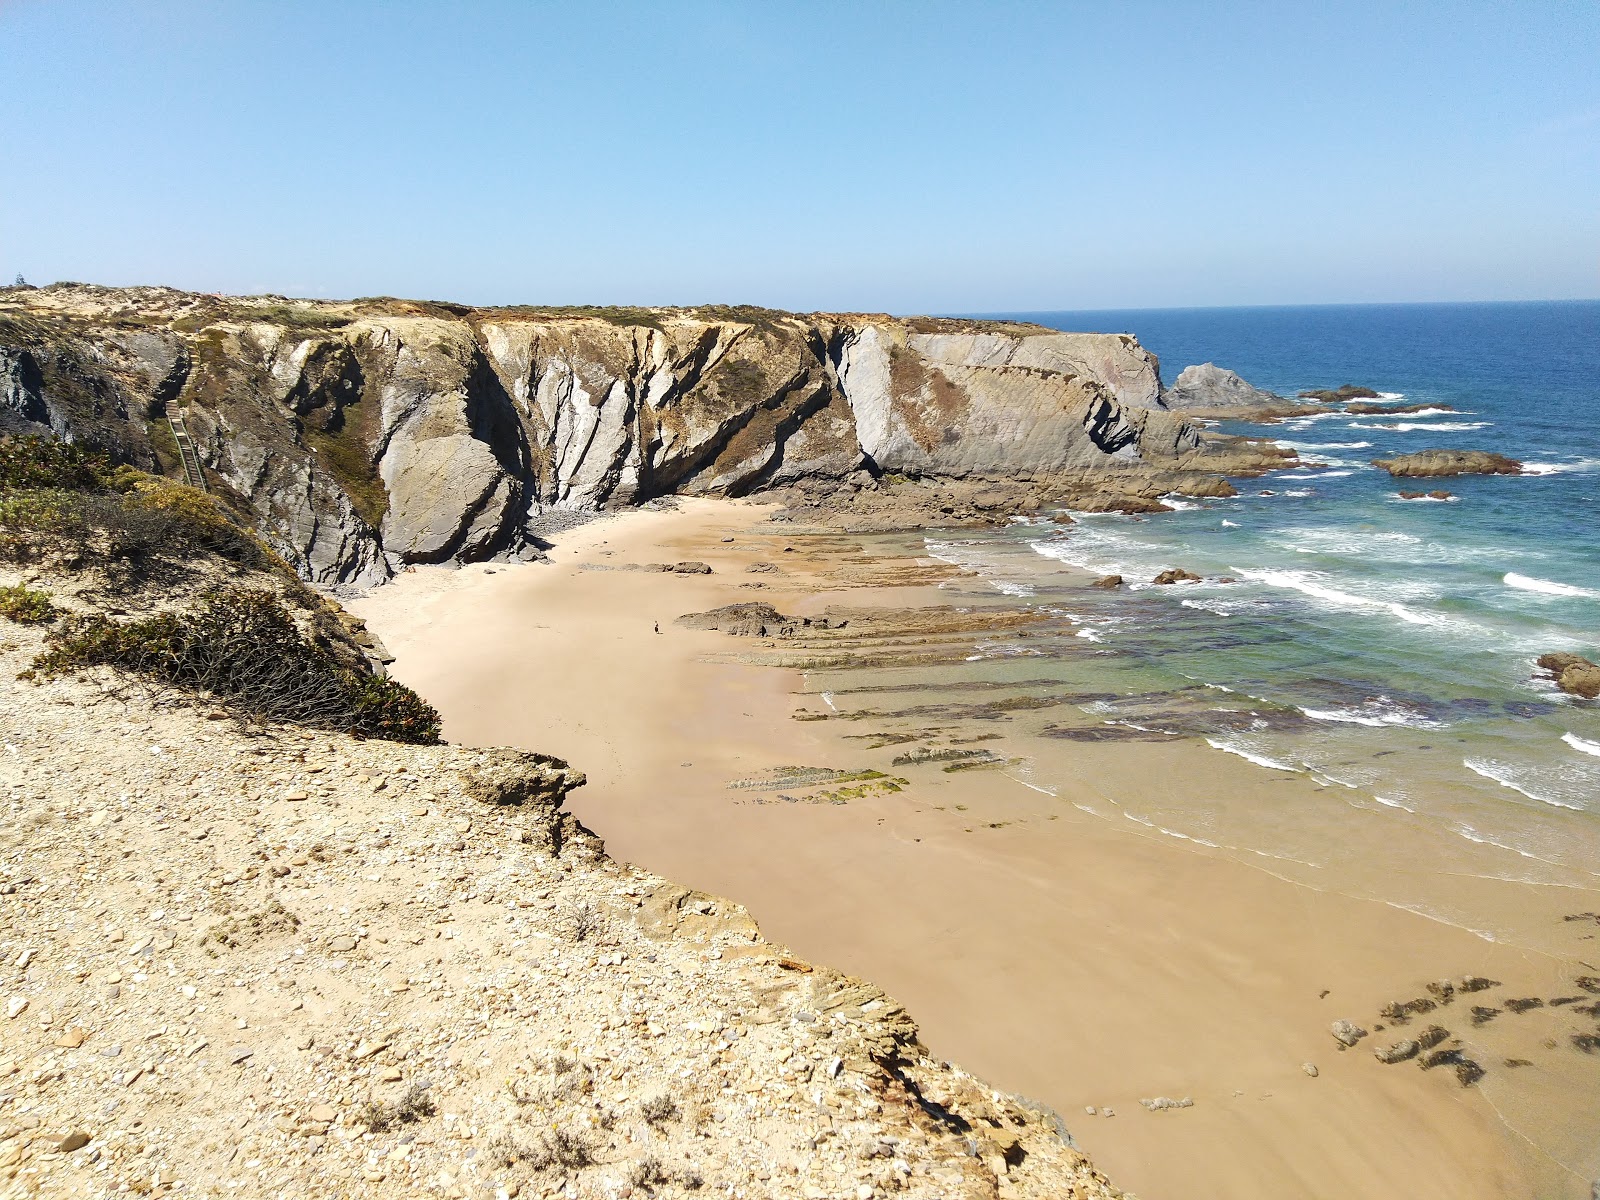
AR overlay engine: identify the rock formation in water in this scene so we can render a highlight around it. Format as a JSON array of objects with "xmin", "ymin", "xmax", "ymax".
[
  {"xmin": 1538, "ymin": 652, "xmax": 1600, "ymax": 699},
  {"xmin": 1162, "ymin": 362, "xmax": 1285, "ymax": 410},
  {"xmin": 1372, "ymin": 450, "xmax": 1523, "ymax": 478},
  {"xmin": 0, "ymin": 283, "xmax": 1294, "ymax": 588},
  {"xmin": 1298, "ymin": 384, "xmax": 1380, "ymax": 403}
]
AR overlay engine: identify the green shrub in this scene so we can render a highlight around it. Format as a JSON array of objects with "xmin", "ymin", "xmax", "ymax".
[
  {"xmin": 0, "ymin": 584, "xmax": 56, "ymax": 623},
  {"xmin": 0, "ymin": 435, "xmax": 112, "ymax": 491},
  {"xmin": 0, "ymin": 476, "xmax": 274, "ymax": 574},
  {"xmin": 33, "ymin": 585, "xmax": 441, "ymax": 743}
]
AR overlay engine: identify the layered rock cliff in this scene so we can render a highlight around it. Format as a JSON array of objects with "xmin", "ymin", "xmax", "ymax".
[{"xmin": 0, "ymin": 283, "xmax": 1290, "ymax": 589}]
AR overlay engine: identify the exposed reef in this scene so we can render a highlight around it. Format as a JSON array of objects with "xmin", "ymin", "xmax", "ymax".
[{"xmin": 1373, "ymin": 450, "xmax": 1523, "ymax": 477}]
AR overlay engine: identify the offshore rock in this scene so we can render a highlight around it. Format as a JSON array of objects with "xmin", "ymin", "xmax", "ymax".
[
  {"xmin": 1372, "ymin": 450, "xmax": 1523, "ymax": 477},
  {"xmin": 1537, "ymin": 653, "xmax": 1600, "ymax": 700},
  {"xmin": 1163, "ymin": 363, "xmax": 1283, "ymax": 410}
]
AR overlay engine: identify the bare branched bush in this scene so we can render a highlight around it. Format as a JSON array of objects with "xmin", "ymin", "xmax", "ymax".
[
  {"xmin": 356, "ymin": 1084, "xmax": 435, "ymax": 1132},
  {"xmin": 29, "ymin": 586, "xmax": 441, "ymax": 743},
  {"xmin": 563, "ymin": 899, "xmax": 602, "ymax": 942}
]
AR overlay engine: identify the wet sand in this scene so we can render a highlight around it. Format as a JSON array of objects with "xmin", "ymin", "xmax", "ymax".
[{"xmin": 354, "ymin": 498, "xmax": 1600, "ymax": 1200}]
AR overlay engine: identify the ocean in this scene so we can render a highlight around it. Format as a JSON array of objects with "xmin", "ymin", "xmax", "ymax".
[{"xmin": 841, "ymin": 300, "xmax": 1599, "ymax": 907}]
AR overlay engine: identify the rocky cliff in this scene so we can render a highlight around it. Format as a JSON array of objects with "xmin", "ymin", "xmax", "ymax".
[{"xmin": 0, "ymin": 283, "xmax": 1291, "ymax": 589}]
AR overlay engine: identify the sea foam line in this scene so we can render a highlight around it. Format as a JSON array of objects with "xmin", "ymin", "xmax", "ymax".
[
  {"xmin": 1348, "ymin": 420, "xmax": 1491, "ymax": 432},
  {"xmin": 1204, "ymin": 737, "xmax": 1299, "ymax": 772},
  {"xmin": 1234, "ymin": 567, "xmax": 1463, "ymax": 631},
  {"xmin": 1463, "ymin": 759, "xmax": 1582, "ymax": 810},
  {"xmin": 1504, "ymin": 572, "xmax": 1600, "ymax": 600},
  {"xmin": 1522, "ymin": 458, "xmax": 1600, "ymax": 476},
  {"xmin": 1563, "ymin": 732, "xmax": 1600, "ymax": 759}
]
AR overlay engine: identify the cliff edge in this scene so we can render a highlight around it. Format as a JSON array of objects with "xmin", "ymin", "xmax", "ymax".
[{"xmin": 1, "ymin": 284, "xmax": 1290, "ymax": 589}]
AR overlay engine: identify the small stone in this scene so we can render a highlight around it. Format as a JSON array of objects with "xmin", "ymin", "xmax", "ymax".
[
  {"xmin": 328, "ymin": 936, "xmax": 358, "ymax": 954},
  {"xmin": 57, "ymin": 1131, "xmax": 90, "ymax": 1153},
  {"xmin": 55, "ymin": 1027, "xmax": 87, "ymax": 1048},
  {"xmin": 1302, "ymin": 1062, "xmax": 1319, "ymax": 1078},
  {"xmin": 1375, "ymin": 1040, "xmax": 1420, "ymax": 1064},
  {"xmin": 6, "ymin": 996, "xmax": 28, "ymax": 1020},
  {"xmin": 308, "ymin": 1103, "xmax": 337, "ymax": 1123},
  {"xmin": 1331, "ymin": 1019, "xmax": 1367, "ymax": 1047},
  {"xmin": 1139, "ymin": 1096, "xmax": 1193, "ymax": 1112},
  {"xmin": 1084, "ymin": 1105, "xmax": 1097, "ymax": 1115},
  {"xmin": 228, "ymin": 1045, "xmax": 253, "ymax": 1064},
  {"xmin": 282, "ymin": 790, "xmax": 308, "ymax": 802}
]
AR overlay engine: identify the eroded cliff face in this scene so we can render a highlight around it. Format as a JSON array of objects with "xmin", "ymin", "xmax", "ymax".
[{"xmin": 0, "ymin": 284, "xmax": 1287, "ymax": 587}]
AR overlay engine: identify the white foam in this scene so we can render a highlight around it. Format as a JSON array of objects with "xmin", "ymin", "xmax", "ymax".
[
  {"xmin": 1300, "ymin": 698, "xmax": 1446, "ymax": 729},
  {"xmin": 820, "ymin": 692, "xmax": 837, "ymax": 712},
  {"xmin": 924, "ymin": 538, "xmax": 1036, "ymax": 597},
  {"xmin": 1002, "ymin": 771, "xmax": 1058, "ymax": 797},
  {"xmin": 1204, "ymin": 737, "xmax": 1300, "ymax": 772},
  {"xmin": 1280, "ymin": 440, "xmax": 1373, "ymax": 451},
  {"xmin": 1348, "ymin": 420, "xmax": 1490, "ymax": 432},
  {"xmin": 1234, "ymin": 567, "xmax": 1464, "ymax": 631},
  {"xmin": 1455, "ymin": 823, "xmax": 1563, "ymax": 866},
  {"xmin": 1122, "ymin": 812, "xmax": 1222, "ymax": 848},
  {"xmin": 1504, "ymin": 572, "xmax": 1600, "ymax": 600},
  {"xmin": 1522, "ymin": 458, "xmax": 1600, "ymax": 476},
  {"xmin": 1220, "ymin": 519, "xmax": 1239, "ymax": 528},
  {"xmin": 1463, "ymin": 758, "xmax": 1582, "ymax": 810},
  {"xmin": 1563, "ymin": 732, "xmax": 1600, "ymax": 758},
  {"xmin": 1074, "ymin": 628, "xmax": 1103, "ymax": 642},
  {"xmin": 1373, "ymin": 794, "xmax": 1417, "ymax": 813}
]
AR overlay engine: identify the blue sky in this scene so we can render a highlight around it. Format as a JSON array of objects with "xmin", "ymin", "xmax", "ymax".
[{"xmin": 3, "ymin": 0, "xmax": 1596, "ymax": 311}]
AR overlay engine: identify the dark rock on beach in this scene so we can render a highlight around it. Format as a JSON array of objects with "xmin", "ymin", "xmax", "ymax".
[
  {"xmin": 1372, "ymin": 450, "xmax": 1523, "ymax": 478},
  {"xmin": 1153, "ymin": 568, "xmax": 1202, "ymax": 585},
  {"xmin": 1397, "ymin": 489, "xmax": 1455, "ymax": 500},
  {"xmin": 1090, "ymin": 574, "xmax": 1123, "ymax": 589}
]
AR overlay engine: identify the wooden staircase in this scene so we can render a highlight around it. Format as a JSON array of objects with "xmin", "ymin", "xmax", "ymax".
[{"xmin": 167, "ymin": 411, "xmax": 207, "ymax": 491}]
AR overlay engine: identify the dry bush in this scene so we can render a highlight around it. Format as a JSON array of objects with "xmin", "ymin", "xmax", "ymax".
[{"xmin": 30, "ymin": 585, "xmax": 441, "ymax": 743}]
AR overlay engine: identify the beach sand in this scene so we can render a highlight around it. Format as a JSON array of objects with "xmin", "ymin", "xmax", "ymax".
[{"xmin": 354, "ymin": 497, "xmax": 1599, "ymax": 1200}]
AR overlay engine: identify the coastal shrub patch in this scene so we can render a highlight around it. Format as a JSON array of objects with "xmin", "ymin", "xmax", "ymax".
[
  {"xmin": 31, "ymin": 585, "xmax": 442, "ymax": 743},
  {"xmin": 0, "ymin": 435, "xmax": 112, "ymax": 491},
  {"xmin": 0, "ymin": 584, "xmax": 56, "ymax": 623},
  {"xmin": 0, "ymin": 468, "xmax": 277, "ymax": 577}
]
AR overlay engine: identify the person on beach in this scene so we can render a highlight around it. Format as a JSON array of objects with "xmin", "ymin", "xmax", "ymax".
[{"xmin": 654, "ymin": 621, "xmax": 660, "ymax": 634}]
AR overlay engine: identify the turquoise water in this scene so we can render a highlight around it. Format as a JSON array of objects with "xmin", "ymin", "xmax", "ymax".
[{"xmin": 934, "ymin": 301, "xmax": 1600, "ymax": 829}]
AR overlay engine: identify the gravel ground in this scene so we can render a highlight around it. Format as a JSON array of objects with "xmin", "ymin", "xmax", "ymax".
[{"xmin": 0, "ymin": 570, "xmax": 1123, "ymax": 1200}]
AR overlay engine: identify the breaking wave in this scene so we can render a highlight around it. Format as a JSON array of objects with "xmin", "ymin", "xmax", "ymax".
[{"xmin": 1504, "ymin": 572, "xmax": 1600, "ymax": 599}]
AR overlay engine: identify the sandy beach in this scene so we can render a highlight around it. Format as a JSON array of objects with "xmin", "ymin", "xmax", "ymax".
[{"xmin": 354, "ymin": 498, "xmax": 1600, "ymax": 1200}]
